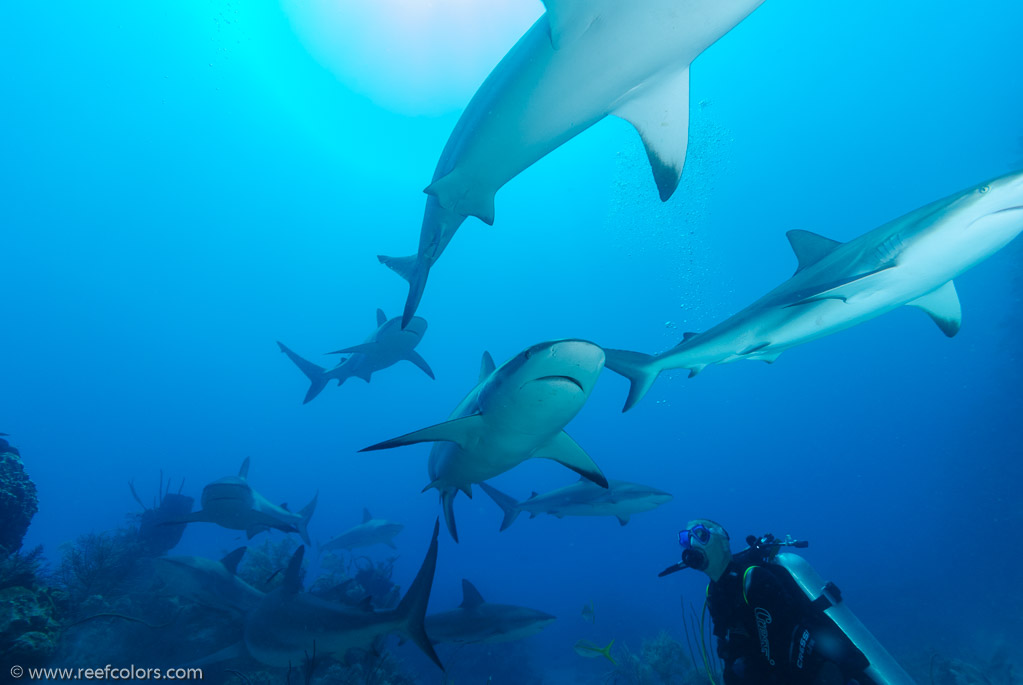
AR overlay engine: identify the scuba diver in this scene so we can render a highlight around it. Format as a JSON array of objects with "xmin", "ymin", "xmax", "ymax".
[{"xmin": 660, "ymin": 519, "xmax": 915, "ymax": 685}]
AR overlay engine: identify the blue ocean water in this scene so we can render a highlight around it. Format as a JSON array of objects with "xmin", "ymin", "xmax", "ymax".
[{"xmin": 1, "ymin": 0, "xmax": 1021, "ymax": 681}]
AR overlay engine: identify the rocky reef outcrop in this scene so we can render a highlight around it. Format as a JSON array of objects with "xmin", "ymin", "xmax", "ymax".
[{"xmin": 0, "ymin": 435, "xmax": 38, "ymax": 556}]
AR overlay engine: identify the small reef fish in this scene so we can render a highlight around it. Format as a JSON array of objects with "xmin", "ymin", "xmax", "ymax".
[{"xmin": 574, "ymin": 638, "xmax": 616, "ymax": 665}]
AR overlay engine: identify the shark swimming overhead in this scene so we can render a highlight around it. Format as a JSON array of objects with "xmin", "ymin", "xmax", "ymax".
[
  {"xmin": 278, "ymin": 308, "xmax": 434, "ymax": 404},
  {"xmin": 604, "ymin": 170, "xmax": 1023, "ymax": 411},
  {"xmin": 360, "ymin": 340, "xmax": 608, "ymax": 542},
  {"xmin": 479, "ymin": 478, "xmax": 673, "ymax": 530},
  {"xmin": 425, "ymin": 579, "xmax": 556, "ymax": 645},
  {"xmin": 173, "ymin": 458, "xmax": 317, "ymax": 545},
  {"xmin": 320, "ymin": 508, "xmax": 404, "ymax": 553},
  {"xmin": 381, "ymin": 0, "xmax": 769, "ymax": 326},
  {"xmin": 243, "ymin": 520, "xmax": 443, "ymax": 670}
]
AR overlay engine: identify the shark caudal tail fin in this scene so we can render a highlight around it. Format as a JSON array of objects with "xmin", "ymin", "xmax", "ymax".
[
  {"xmin": 478, "ymin": 482, "xmax": 522, "ymax": 532},
  {"xmin": 378, "ymin": 254, "xmax": 430, "ymax": 329},
  {"xmin": 277, "ymin": 342, "xmax": 330, "ymax": 404},
  {"xmin": 394, "ymin": 519, "xmax": 444, "ymax": 671},
  {"xmin": 602, "ymin": 349, "xmax": 662, "ymax": 412},
  {"xmin": 296, "ymin": 492, "xmax": 318, "ymax": 546}
]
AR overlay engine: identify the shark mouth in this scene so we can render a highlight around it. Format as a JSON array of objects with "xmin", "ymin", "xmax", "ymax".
[{"xmin": 534, "ymin": 375, "xmax": 585, "ymax": 391}]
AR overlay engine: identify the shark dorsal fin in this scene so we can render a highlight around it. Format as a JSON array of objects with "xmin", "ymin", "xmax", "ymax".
[
  {"xmin": 460, "ymin": 579, "xmax": 485, "ymax": 609},
  {"xmin": 357, "ymin": 596, "xmax": 374, "ymax": 612},
  {"xmin": 238, "ymin": 457, "xmax": 250, "ymax": 479},
  {"xmin": 542, "ymin": 0, "xmax": 600, "ymax": 49},
  {"xmin": 279, "ymin": 502, "xmax": 289, "ymax": 511},
  {"xmin": 362, "ymin": 508, "xmax": 373, "ymax": 523},
  {"xmin": 786, "ymin": 230, "xmax": 843, "ymax": 274},
  {"xmin": 376, "ymin": 309, "xmax": 387, "ymax": 326},
  {"xmin": 682, "ymin": 332, "xmax": 699, "ymax": 342},
  {"xmin": 283, "ymin": 546, "xmax": 305, "ymax": 594},
  {"xmin": 529, "ymin": 491, "xmax": 539, "ymax": 500},
  {"xmin": 479, "ymin": 352, "xmax": 496, "ymax": 382},
  {"xmin": 220, "ymin": 547, "xmax": 246, "ymax": 575},
  {"xmin": 906, "ymin": 280, "xmax": 961, "ymax": 337}
]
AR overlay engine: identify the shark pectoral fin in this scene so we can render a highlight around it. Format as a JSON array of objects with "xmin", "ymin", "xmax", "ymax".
[
  {"xmin": 425, "ymin": 170, "xmax": 495, "ymax": 225},
  {"xmin": 406, "ymin": 350, "xmax": 436, "ymax": 380},
  {"xmin": 376, "ymin": 308, "xmax": 387, "ymax": 326},
  {"xmin": 541, "ymin": 0, "xmax": 600, "ymax": 49},
  {"xmin": 245, "ymin": 526, "xmax": 264, "ymax": 540},
  {"xmin": 329, "ymin": 343, "xmax": 377, "ymax": 355},
  {"xmin": 616, "ymin": 515, "xmax": 630, "ymax": 526},
  {"xmin": 907, "ymin": 280, "xmax": 961, "ymax": 337},
  {"xmin": 220, "ymin": 547, "xmax": 247, "ymax": 575},
  {"xmin": 479, "ymin": 351, "xmax": 496, "ymax": 381},
  {"xmin": 786, "ymin": 230, "xmax": 843, "ymax": 274},
  {"xmin": 360, "ymin": 414, "xmax": 483, "ymax": 452},
  {"xmin": 613, "ymin": 67, "xmax": 690, "ymax": 202},
  {"xmin": 385, "ymin": 540, "xmax": 397, "ymax": 550},
  {"xmin": 786, "ymin": 265, "xmax": 896, "ymax": 307},
  {"xmin": 537, "ymin": 432, "xmax": 608, "ymax": 489}
]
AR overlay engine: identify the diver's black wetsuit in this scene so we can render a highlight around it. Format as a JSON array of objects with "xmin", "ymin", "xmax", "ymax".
[{"xmin": 707, "ymin": 548, "xmax": 870, "ymax": 685}]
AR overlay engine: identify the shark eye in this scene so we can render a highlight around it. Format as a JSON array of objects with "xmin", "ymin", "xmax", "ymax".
[
  {"xmin": 523, "ymin": 348, "xmax": 533, "ymax": 360},
  {"xmin": 979, "ymin": 185, "xmax": 991, "ymax": 194}
]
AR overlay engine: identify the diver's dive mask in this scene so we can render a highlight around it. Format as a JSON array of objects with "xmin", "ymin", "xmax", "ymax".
[
  {"xmin": 659, "ymin": 519, "xmax": 731, "ymax": 580},
  {"xmin": 678, "ymin": 525, "xmax": 711, "ymax": 570}
]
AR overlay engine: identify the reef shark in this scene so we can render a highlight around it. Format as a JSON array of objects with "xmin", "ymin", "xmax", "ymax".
[
  {"xmin": 278, "ymin": 308, "xmax": 434, "ymax": 404},
  {"xmin": 381, "ymin": 0, "xmax": 767, "ymax": 326},
  {"xmin": 174, "ymin": 458, "xmax": 317, "ymax": 545},
  {"xmin": 320, "ymin": 508, "xmax": 404, "ymax": 553},
  {"xmin": 479, "ymin": 478, "xmax": 672, "ymax": 530},
  {"xmin": 425, "ymin": 579, "xmax": 555, "ymax": 645},
  {"xmin": 361, "ymin": 340, "xmax": 608, "ymax": 542},
  {"xmin": 154, "ymin": 547, "xmax": 264, "ymax": 616},
  {"xmin": 243, "ymin": 520, "xmax": 443, "ymax": 670},
  {"xmin": 605, "ymin": 170, "xmax": 1023, "ymax": 411}
]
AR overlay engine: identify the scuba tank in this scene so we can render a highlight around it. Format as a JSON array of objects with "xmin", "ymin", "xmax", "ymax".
[
  {"xmin": 660, "ymin": 532, "xmax": 916, "ymax": 685},
  {"xmin": 748, "ymin": 534, "xmax": 916, "ymax": 685}
]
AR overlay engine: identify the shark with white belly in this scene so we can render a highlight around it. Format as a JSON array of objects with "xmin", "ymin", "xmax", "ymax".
[
  {"xmin": 605, "ymin": 170, "xmax": 1023, "ymax": 411},
  {"xmin": 381, "ymin": 0, "xmax": 768, "ymax": 326},
  {"xmin": 479, "ymin": 479, "xmax": 672, "ymax": 529},
  {"xmin": 173, "ymin": 458, "xmax": 317, "ymax": 545},
  {"xmin": 278, "ymin": 309, "xmax": 434, "ymax": 404},
  {"xmin": 360, "ymin": 340, "xmax": 608, "ymax": 542}
]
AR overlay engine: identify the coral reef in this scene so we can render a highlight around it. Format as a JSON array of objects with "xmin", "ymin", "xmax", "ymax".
[
  {"xmin": 130, "ymin": 472, "xmax": 194, "ymax": 555},
  {"xmin": 312, "ymin": 552, "xmax": 400, "ymax": 610},
  {"xmin": 237, "ymin": 537, "xmax": 302, "ymax": 592},
  {"xmin": 0, "ymin": 547, "xmax": 63, "ymax": 668},
  {"xmin": 931, "ymin": 649, "xmax": 1020, "ymax": 685},
  {"xmin": 604, "ymin": 632, "xmax": 704, "ymax": 685},
  {"xmin": 0, "ymin": 437, "xmax": 39, "ymax": 556}
]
